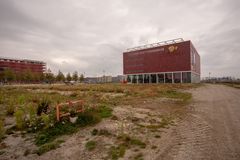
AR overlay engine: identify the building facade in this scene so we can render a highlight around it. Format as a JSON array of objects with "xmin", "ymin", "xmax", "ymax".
[
  {"xmin": 0, "ymin": 57, "xmax": 46, "ymax": 74},
  {"xmin": 123, "ymin": 38, "xmax": 200, "ymax": 83}
]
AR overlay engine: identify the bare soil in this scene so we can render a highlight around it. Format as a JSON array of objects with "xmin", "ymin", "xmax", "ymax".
[
  {"xmin": 156, "ymin": 84, "xmax": 240, "ymax": 160},
  {"xmin": 1, "ymin": 84, "xmax": 239, "ymax": 160}
]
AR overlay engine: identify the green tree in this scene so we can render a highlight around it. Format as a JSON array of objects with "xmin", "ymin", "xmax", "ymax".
[
  {"xmin": 79, "ymin": 74, "xmax": 84, "ymax": 82},
  {"xmin": 66, "ymin": 72, "xmax": 71, "ymax": 81},
  {"xmin": 56, "ymin": 70, "xmax": 65, "ymax": 82},
  {"xmin": 3, "ymin": 68, "xmax": 16, "ymax": 82},
  {"xmin": 72, "ymin": 71, "xmax": 78, "ymax": 81},
  {"xmin": 45, "ymin": 68, "xmax": 54, "ymax": 84},
  {"xmin": 22, "ymin": 69, "xmax": 34, "ymax": 82}
]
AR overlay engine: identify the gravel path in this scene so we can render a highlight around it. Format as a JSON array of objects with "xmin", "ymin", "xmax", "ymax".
[{"xmin": 157, "ymin": 84, "xmax": 240, "ymax": 160}]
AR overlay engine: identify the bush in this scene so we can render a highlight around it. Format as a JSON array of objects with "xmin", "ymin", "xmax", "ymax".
[
  {"xmin": 37, "ymin": 98, "xmax": 50, "ymax": 116},
  {"xmin": 14, "ymin": 109, "xmax": 25, "ymax": 130}
]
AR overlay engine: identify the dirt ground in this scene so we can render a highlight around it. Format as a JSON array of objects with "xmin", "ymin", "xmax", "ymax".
[
  {"xmin": 1, "ymin": 84, "xmax": 240, "ymax": 160},
  {"xmin": 156, "ymin": 84, "xmax": 240, "ymax": 160}
]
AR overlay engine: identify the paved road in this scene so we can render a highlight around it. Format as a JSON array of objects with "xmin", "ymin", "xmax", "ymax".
[{"xmin": 157, "ymin": 84, "xmax": 240, "ymax": 160}]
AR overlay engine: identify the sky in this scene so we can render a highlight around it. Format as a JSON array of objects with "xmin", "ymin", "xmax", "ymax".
[{"xmin": 0, "ymin": 0, "xmax": 239, "ymax": 78}]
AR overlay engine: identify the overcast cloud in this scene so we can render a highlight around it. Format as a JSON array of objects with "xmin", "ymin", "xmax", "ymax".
[{"xmin": 0, "ymin": 0, "xmax": 239, "ymax": 78}]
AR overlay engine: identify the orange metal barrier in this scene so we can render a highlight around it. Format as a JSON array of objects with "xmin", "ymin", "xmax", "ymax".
[{"xmin": 56, "ymin": 100, "xmax": 84, "ymax": 121}]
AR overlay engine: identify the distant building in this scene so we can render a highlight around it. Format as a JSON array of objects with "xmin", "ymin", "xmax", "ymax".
[
  {"xmin": 97, "ymin": 76, "xmax": 112, "ymax": 83},
  {"xmin": 0, "ymin": 57, "xmax": 46, "ymax": 74},
  {"xmin": 123, "ymin": 38, "xmax": 201, "ymax": 83},
  {"xmin": 84, "ymin": 75, "xmax": 125, "ymax": 84},
  {"xmin": 112, "ymin": 75, "xmax": 125, "ymax": 83}
]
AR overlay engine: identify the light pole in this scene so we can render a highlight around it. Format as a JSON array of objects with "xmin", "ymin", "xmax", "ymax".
[{"xmin": 209, "ymin": 72, "xmax": 211, "ymax": 83}]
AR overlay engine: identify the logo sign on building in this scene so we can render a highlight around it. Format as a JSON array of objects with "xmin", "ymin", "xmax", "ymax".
[{"xmin": 168, "ymin": 46, "xmax": 178, "ymax": 53}]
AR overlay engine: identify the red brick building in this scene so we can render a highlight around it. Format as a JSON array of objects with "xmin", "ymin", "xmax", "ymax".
[
  {"xmin": 123, "ymin": 38, "xmax": 200, "ymax": 83},
  {"xmin": 0, "ymin": 57, "xmax": 46, "ymax": 74}
]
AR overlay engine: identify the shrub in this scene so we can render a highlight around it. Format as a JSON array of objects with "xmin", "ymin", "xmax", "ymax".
[
  {"xmin": 37, "ymin": 98, "xmax": 50, "ymax": 116},
  {"xmin": 0, "ymin": 120, "xmax": 5, "ymax": 141},
  {"xmin": 85, "ymin": 140, "xmax": 97, "ymax": 151},
  {"xmin": 14, "ymin": 109, "xmax": 25, "ymax": 130}
]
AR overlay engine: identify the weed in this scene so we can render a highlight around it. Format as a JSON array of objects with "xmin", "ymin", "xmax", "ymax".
[
  {"xmin": 18, "ymin": 95, "xmax": 26, "ymax": 105},
  {"xmin": 85, "ymin": 140, "xmax": 97, "ymax": 151},
  {"xmin": 35, "ymin": 122, "xmax": 77, "ymax": 145},
  {"xmin": 98, "ymin": 129, "xmax": 111, "ymax": 136},
  {"xmin": 37, "ymin": 97, "xmax": 50, "ymax": 116},
  {"xmin": 14, "ymin": 109, "xmax": 25, "ymax": 130},
  {"xmin": 159, "ymin": 90, "xmax": 192, "ymax": 103},
  {"xmin": 36, "ymin": 140, "xmax": 64, "ymax": 155},
  {"xmin": 91, "ymin": 128, "xmax": 98, "ymax": 136},
  {"xmin": 41, "ymin": 114, "xmax": 50, "ymax": 129},
  {"xmin": 108, "ymin": 144, "xmax": 126, "ymax": 160},
  {"xmin": 97, "ymin": 104, "xmax": 113, "ymax": 118},
  {"xmin": 0, "ymin": 120, "xmax": 5, "ymax": 141},
  {"xmin": 129, "ymin": 138, "xmax": 146, "ymax": 149},
  {"xmin": 117, "ymin": 134, "xmax": 146, "ymax": 149},
  {"xmin": 77, "ymin": 110, "xmax": 101, "ymax": 127},
  {"xmin": 151, "ymin": 145, "xmax": 157, "ymax": 149},
  {"xmin": 6, "ymin": 99, "xmax": 15, "ymax": 115}
]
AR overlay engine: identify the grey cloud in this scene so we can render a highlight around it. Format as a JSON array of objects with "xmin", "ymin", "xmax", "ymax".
[{"xmin": 0, "ymin": 0, "xmax": 239, "ymax": 78}]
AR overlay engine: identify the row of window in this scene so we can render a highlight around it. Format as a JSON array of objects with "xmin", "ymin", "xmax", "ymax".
[{"xmin": 127, "ymin": 72, "xmax": 192, "ymax": 83}]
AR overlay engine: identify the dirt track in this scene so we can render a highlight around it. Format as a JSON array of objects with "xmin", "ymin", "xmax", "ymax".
[{"xmin": 157, "ymin": 84, "xmax": 240, "ymax": 160}]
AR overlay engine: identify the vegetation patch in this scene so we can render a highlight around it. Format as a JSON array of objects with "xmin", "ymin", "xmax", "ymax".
[
  {"xmin": 35, "ymin": 122, "xmax": 77, "ymax": 146},
  {"xmin": 97, "ymin": 104, "xmax": 113, "ymax": 118},
  {"xmin": 117, "ymin": 134, "xmax": 146, "ymax": 149},
  {"xmin": 0, "ymin": 120, "xmax": 5, "ymax": 141},
  {"xmin": 159, "ymin": 90, "xmax": 192, "ymax": 103},
  {"xmin": 85, "ymin": 140, "xmax": 97, "ymax": 151},
  {"xmin": 35, "ymin": 140, "xmax": 64, "ymax": 155},
  {"xmin": 108, "ymin": 144, "xmax": 126, "ymax": 160}
]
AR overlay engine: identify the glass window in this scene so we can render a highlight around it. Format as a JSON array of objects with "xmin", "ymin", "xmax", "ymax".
[
  {"xmin": 173, "ymin": 73, "xmax": 181, "ymax": 83},
  {"xmin": 157, "ymin": 74, "xmax": 164, "ymax": 83},
  {"xmin": 132, "ymin": 75, "xmax": 137, "ymax": 83},
  {"xmin": 144, "ymin": 74, "xmax": 150, "ymax": 83},
  {"xmin": 150, "ymin": 74, "xmax": 157, "ymax": 83},
  {"xmin": 138, "ymin": 75, "xmax": 143, "ymax": 83},
  {"xmin": 182, "ymin": 72, "xmax": 191, "ymax": 83},
  {"xmin": 165, "ymin": 73, "xmax": 173, "ymax": 83}
]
